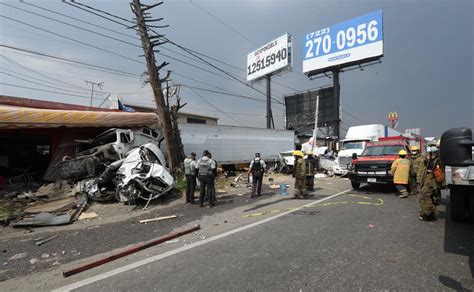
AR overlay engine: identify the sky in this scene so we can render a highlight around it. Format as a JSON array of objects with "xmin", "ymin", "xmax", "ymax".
[{"xmin": 0, "ymin": 0, "xmax": 472, "ymax": 138}]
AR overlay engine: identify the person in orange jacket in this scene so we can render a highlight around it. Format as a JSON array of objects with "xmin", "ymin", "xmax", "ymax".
[{"xmin": 391, "ymin": 150, "xmax": 410, "ymax": 198}]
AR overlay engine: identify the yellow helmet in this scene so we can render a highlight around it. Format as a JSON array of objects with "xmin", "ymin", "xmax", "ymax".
[
  {"xmin": 399, "ymin": 150, "xmax": 407, "ymax": 156},
  {"xmin": 410, "ymin": 146, "xmax": 419, "ymax": 151},
  {"xmin": 292, "ymin": 150, "xmax": 304, "ymax": 157},
  {"xmin": 306, "ymin": 150, "xmax": 313, "ymax": 155}
]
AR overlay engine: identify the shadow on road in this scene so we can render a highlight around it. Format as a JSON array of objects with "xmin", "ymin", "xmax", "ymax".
[{"xmin": 441, "ymin": 191, "xmax": 474, "ymax": 289}]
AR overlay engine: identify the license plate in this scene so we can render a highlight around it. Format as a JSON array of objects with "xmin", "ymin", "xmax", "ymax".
[{"xmin": 367, "ymin": 178, "xmax": 377, "ymax": 183}]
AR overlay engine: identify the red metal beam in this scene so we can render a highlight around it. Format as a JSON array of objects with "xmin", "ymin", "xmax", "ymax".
[{"xmin": 62, "ymin": 225, "xmax": 200, "ymax": 277}]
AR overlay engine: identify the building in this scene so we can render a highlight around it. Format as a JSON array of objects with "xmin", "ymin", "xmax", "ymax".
[
  {"xmin": 123, "ymin": 103, "xmax": 218, "ymax": 125},
  {"xmin": 0, "ymin": 95, "xmax": 159, "ymax": 183}
]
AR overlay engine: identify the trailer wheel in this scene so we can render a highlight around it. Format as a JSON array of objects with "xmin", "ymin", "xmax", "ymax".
[
  {"xmin": 351, "ymin": 181, "xmax": 361, "ymax": 189},
  {"xmin": 450, "ymin": 186, "xmax": 468, "ymax": 222}
]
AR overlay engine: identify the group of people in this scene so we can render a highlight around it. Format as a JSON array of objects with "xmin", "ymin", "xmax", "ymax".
[
  {"xmin": 391, "ymin": 144, "xmax": 444, "ymax": 221},
  {"xmin": 183, "ymin": 150, "xmax": 217, "ymax": 208}
]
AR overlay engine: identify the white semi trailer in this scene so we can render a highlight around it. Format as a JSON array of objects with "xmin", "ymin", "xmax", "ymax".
[{"xmin": 178, "ymin": 123, "xmax": 295, "ymax": 165}]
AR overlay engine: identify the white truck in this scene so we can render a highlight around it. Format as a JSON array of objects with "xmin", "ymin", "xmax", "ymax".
[
  {"xmin": 334, "ymin": 124, "xmax": 401, "ymax": 175},
  {"xmin": 178, "ymin": 123, "xmax": 295, "ymax": 165},
  {"xmin": 440, "ymin": 127, "xmax": 474, "ymax": 222}
]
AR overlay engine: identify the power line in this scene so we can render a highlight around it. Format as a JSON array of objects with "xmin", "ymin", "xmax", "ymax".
[
  {"xmin": 1, "ymin": 55, "xmax": 91, "ymax": 91},
  {"xmin": 20, "ymin": 0, "xmax": 138, "ymax": 41},
  {"xmin": 187, "ymin": 87, "xmax": 247, "ymax": 127},
  {"xmin": 70, "ymin": 0, "xmax": 135, "ymax": 24},
  {"xmin": 62, "ymin": 0, "xmax": 134, "ymax": 28},
  {"xmin": 0, "ymin": 83, "xmax": 105, "ymax": 101},
  {"xmin": 188, "ymin": 0, "xmax": 256, "ymax": 46},
  {"xmin": 0, "ymin": 45, "xmax": 141, "ymax": 78},
  {"xmin": 0, "ymin": 15, "xmax": 144, "ymax": 65}
]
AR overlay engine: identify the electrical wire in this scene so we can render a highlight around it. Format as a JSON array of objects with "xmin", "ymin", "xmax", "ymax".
[{"xmin": 0, "ymin": 83, "xmax": 104, "ymax": 101}]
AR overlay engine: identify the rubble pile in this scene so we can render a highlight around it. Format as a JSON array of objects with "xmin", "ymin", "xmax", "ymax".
[{"xmin": 1, "ymin": 136, "xmax": 175, "ymax": 227}]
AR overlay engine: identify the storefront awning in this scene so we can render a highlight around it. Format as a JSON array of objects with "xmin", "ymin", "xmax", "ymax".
[{"xmin": 0, "ymin": 106, "xmax": 159, "ymax": 129}]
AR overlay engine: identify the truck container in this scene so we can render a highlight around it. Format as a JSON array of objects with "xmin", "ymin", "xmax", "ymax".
[{"xmin": 178, "ymin": 123, "xmax": 295, "ymax": 165}]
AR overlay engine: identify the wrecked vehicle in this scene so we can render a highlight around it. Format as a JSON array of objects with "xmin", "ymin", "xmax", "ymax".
[
  {"xmin": 85, "ymin": 143, "xmax": 174, "ymax": 207},
  {"xmin": 116, "ymin": 143, "xmax": 174, "ymax": 206},
  {"xmin": 50, "ymin": 127, "xmax": 161, "ymax": 181}
]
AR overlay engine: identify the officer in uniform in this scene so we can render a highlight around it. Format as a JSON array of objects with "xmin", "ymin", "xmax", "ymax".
[
  {"xmin": 248, "ymin": 153, "xmax": 266, "ymax": 198},
  {"xmin": 391, "ymin": 149, "xmax": 410, "ymax": 198},
  {"xmin": 293, "ymin": 150, "xmax": 306, "ymax": 199},
  {"xmin": 197, "ymin": 150, "xmax": 216, "ymax": 207},
  {"xmin": 417, "ymin": 146, "xmax": 444, "ymax": 221},
  {"xmin": 409, "ymin": 146, "xmax": 424, "ymax": 195},
  {"xmin": 208, "ymin": 153, "xmax": 217, "ymax": 205},
  {"xmin": 305, "ymin": 150, "xmax": 316, "ymax": 192},
  {"xmin": 183, "ymin": 152, "xmax": 197, "ymax": 204}
]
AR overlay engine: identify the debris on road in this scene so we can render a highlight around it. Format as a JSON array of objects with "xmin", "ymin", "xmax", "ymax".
[
  {"xmin": 34, "ymin": 235, "xmax": 58, "ymax": 246},
  {"xmin": 9, "ymin": 253, "xmax": 28, "ymax": 261},
  {"xmin": 29, "ymin": 258, "xmax": 39, "ymax": 265},
  {"xmin": 139, "ymin": 215, "xmax": 177, "ymax": 224},
  {"xmin": 62, "ymin": 224, "xmax": 201, "ymax": 277},
  {"xmin": 78, "ymin": 212, "xmax": 98, "ymax": 220}
]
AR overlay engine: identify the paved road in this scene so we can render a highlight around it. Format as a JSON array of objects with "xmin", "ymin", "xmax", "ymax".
[{"xmin": 66, "ymin": 182, "xmax": 473, "ymax": 291}]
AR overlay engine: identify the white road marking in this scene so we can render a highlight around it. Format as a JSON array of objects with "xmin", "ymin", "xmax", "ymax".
[{"xmin": 53, "ymin": 189, "xmax": 351, "ymax": 292}]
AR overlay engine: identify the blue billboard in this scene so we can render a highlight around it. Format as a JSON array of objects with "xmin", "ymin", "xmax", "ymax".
[{"xmin": 302, "ymin": 10, "xmax": 383, "ymax": 74}]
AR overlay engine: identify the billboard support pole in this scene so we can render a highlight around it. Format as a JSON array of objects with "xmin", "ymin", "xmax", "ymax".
[
  {"xmin": 332, "ymin": 69, "xmax": 340, "ymax": 141},
  {"xmin": 312, "ymin": 94, "xmax": 320, "ymax": 149},
  {"xmin": 266, "ymin": 74, "xmax": 272, "ymax": 129}
]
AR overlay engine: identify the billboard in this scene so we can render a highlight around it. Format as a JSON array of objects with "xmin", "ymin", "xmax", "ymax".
[
  {"xmin": 285, "ymin": 87, "xmax": 339, "ymax": 134},
  {"xmin": 302, "ymin": 10, "xmax": 383, "ymax": 74},
  {"xmin": 247, "ymin": 34, "xmax": 291, "ymax": 81}
]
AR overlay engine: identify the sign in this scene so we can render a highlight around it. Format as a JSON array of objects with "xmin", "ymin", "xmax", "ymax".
[
  {"xmin": 302, "ymin": 10, "xmax": 383, "ymax": 74},
  {"xmin": 285, "ymin": 87, "xmax": 339, "ymax": 134},
  {"xmin": 247, "ymin": 34, "xmax": 291, "ymax": 81}
]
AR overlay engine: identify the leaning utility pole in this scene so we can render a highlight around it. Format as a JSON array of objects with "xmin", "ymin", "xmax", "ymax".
[{"xmin": 130, "ymin": 0, "xmax": 185, "ymax": 171}]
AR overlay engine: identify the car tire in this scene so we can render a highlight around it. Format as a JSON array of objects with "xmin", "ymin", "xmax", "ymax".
[
  {"xmin": 351, "ymin": 181, "xmax": 361, "ymax": 189},
  {"xmin": 450, "ymin": 186, "xmax": 468, "ymax": 222}
]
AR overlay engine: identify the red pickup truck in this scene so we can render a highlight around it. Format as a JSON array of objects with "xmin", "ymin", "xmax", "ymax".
[{"xmin": 348, "ymin": 136, "xmax": 424, "ymax": 189}]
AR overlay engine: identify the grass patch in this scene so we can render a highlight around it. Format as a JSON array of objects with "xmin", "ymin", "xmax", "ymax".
[{"xmin": 174, "ymin": 175, "xmax": 187, "ymax": 193}]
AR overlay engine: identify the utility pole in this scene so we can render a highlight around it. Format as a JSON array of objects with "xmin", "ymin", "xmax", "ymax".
[
  {"xmin": 332, "ymin": 69, "xmax": 340, "ymax": 140},
  {"xmin": 312, "ymin": 94, "xmax": 320, "ymax": 149},
  {"xmin": 266, "ymin": 75, "xmax": 272, "ymax": 129},
  {"xmin": 85, "ymin": 80, "xmax": 103, "ymax": 107},
  {"xmin": 131, "ymin": 0, "xmax": 185, "ymax": 171}
]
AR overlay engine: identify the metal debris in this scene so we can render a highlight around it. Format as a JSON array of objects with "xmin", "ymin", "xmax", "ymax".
[{"xmin": 34, "ymin": 235, "xmax": 58, "ymax": 246}]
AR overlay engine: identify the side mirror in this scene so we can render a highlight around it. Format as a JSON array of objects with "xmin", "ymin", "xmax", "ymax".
[
  {"xmin": 352, "ymin": 153, "xmax": 358, "ymax": 160},
  {"xmin": 440, "ymin": 127, "xmax": 474, "ymax": 166}
]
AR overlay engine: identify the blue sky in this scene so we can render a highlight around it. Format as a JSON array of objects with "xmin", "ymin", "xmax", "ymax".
[{"xmin": 0, "ymin": 0, "xmax": 472, "ymax": 137}]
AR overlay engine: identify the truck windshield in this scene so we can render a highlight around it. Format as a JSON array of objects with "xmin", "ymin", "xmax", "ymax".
[
  {"xmin": 362, "ymin": 145, "xmax": 405, "ymax": 156},
  {"xmin": 342, "ymin": 142, "xmax": 364, "ymax": 150}
]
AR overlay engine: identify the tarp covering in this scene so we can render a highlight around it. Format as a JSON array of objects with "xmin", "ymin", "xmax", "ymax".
[{"xmin": 0, "ymin": 106, "xmax": 159, "ymax": 129}]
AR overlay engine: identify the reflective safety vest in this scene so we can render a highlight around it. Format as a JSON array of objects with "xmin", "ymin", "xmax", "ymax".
[
  {"xmin": 184, "ymin": 157, "xmax": 196, "ymax": 175},
  {"xmin": 197, "ymin": 157, "xmax": 212, "ymax": 176}
]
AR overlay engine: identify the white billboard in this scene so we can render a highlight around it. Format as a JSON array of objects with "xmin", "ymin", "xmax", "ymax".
[
  {"xmin": 302, "ymin": 10, "xmax": 383, "ymax": 74},
  {"xmin": 247, "ymin": 34, "xmax": 291, "ymax": 82}
]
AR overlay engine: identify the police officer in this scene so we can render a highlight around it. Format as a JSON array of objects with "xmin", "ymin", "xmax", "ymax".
[
  {"xmin": 248, "ymin": 153, "xmax": 266, "ymax": 198},
  {"xmin": 208, "ymin": 153, "xmax": 217, "ymax": 205},
  {"xmin": 197, "ymin": 150, "xmax": 216, "ymax": 207},
  {"xmin": 293, "ymin": 150, "xmax": 306, "ymax": 199},
  {"xmin": 391, "ymin": 149, "xmax": 410, "ymax": 198},
  {"xmin": 305, "ymin": 150, "xmax": 316, "ymax": 192},
  {"xmin": 183, "ymin": 152, "xmax": 197, "ymax": 204},
  {"xmin": 409, "ymin": 146, "xmax": 424, "ymax": 195},
  {"xmin": 417, "ymin": 146, "xmax": 444, "ymax": 221}
]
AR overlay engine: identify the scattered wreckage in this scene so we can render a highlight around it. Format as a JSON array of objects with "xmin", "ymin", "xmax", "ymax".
[{"xmin": 1, "ymin": 128, "xmax": 175, "ymax": 227}]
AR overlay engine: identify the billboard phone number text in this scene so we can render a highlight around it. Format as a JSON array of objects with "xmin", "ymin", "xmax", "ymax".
[
  {"xmin": 304, "ymin": 20, "xmax": 379, "ymax": 59},
  {"xmin": 247, "ymin": 48, "xmax": 288, "ymax": 76}
]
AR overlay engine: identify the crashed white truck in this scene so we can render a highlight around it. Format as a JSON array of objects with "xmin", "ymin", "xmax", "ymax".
[{"xmin": 45, "ymin": 127, "xmax": 174, "ymax": 206}]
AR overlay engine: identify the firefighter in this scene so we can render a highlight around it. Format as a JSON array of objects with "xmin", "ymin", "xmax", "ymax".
[
  {"xmin": 305, "ymin": 150, "xmax": 316, "ymax": 191},
  {"xmin": 391, "ymin": 149, "xmax": 410, "ymax": 198},
  {"xmin": 409, "ymin": 146, "xmax": 424, "ymax": 195},
  {"xmin": 197, "ymin": 150, "xmax": 216, "ymax": 207},
  {"xmin": 417, "ymin": 146, "xmax": 444, "ymax": 221},
  {"xmin": 248, "ymin": 153, "xmax": 266, "ymax": 198},
  {"xmin": 293, "ymin": 150, "xmax": 306, "ymax": 199},
  {"xmin": 183, "ymin": 152, "xmax": 197, "ymax": 204}
]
